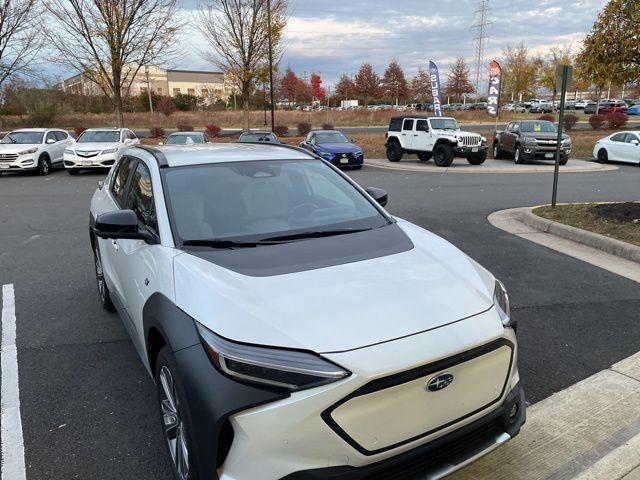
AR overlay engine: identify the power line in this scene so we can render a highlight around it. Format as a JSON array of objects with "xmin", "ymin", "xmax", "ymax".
[{"xmin": 471, "ymin": 0, "xmax": 491, "ymax": 101}]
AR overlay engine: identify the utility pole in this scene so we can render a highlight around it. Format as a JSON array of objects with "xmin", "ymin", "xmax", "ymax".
[
  {"xmin": 145, "ymin": 66, "xmax": 154, "ymax": 114},
  {"xmin": 267, "ymin": 0, "xmax": 276, "ymax": 132},
  {"xmin": 472, "ymin": 0, "xmax": 491, "ymax": 102}
]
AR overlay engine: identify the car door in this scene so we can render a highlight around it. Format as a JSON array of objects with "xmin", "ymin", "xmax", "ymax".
[
  {"xmin": 607, "ymin": 133, "xmax": 627, "ymax": 161},
  {"xmin": 414, "ymin": 119, "xmax": 431, "ymax": 151},
  {"xmin": 502, "ymin": 123, "xmax": 517, "ymax": 153},
  {"xmin": 114, "ymin": 159, "xmax": 164, "ymax": 354},
  {"xmin": 621, "ymin": 133, "xmax": 640, "ymax": 164},
  {"xmin": 53, "ymin": 131, "xmax": 72, "ymax": 164},
  {"xmin": 44, "ymin": 131, "xmax": 61, "ymax": 161},
  {"xmin": 401, "ymin": 119, "xmax": 414, "ymax": 148}
]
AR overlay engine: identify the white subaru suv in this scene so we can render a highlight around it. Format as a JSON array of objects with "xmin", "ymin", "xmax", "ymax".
[
  {"xmin": 89, "ymin": 143, "xmax": 524, "ymax": 480},
  {"xmin": 385, "ymin": 116, "xmax": 488, "ymax": 167},
  {"xmin": 64, "ymin": 127, "xmax": 139, "ymax": 174},
  {"xmin": 0, "ymin": 128, "xmax": 74, "ymax": 175}
]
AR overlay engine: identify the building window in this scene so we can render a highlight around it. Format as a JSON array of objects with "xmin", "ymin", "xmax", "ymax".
[
  {"xmin": 173, "ymin": 88, "xmax": 181, "ymax": 95},
  {"xmin": 201, "ymin": 88, "xmax": 209, "ymax": 97},
  {"xmin": 188, "ymin": 88, "xmax": 195, "ymax": 95}
]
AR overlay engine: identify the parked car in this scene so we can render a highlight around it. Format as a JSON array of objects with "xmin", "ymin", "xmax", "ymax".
[
  {"xmin": 593, "ymin": 131, "xmax": 640, "ymax": 164},
  {"xmin": 503, "ymin": 103, "xmax": 526, "ymax": 113},
  {"xmin": 238, "ymin": 131, "xmax": 279, "ymax": 143},
  {"xmin": 385, "ymin": 116, "xmax": 487, "ymax": 167},
  {"xmin": 628, "ymin": 104, "xmax": 640, "ymax": 116},
  {"xmin": 89, "ymin": 142, "xmax": 525, "ymax": 480},
  {"xmin": 529, "ymin": 101, "xmax": 554, "ymax": 114},
  {"xmin": 493, "ymin": 120, "xmax": 571, "ymax": 165},
  {"xmin": 574, "ymin": 99, "xmax": 591, "ymax": 109},
  {"xmin": 64, "ymin": 128, "xmax": 139, "ymax": 175},
  {"xmin": 162, "ymin": 132, "xmax": 208, "ymax": 145},
  {"xmin": 598, "ymin": 100, "xmax": 628, "ymax": 115},
  {"xmin": 0, "ymin": 128, "xmax": 74, "ymax": 176},
  {"xmin": 584, "ymin": 102, "xmax": 598, "ymax": 115},
  {"xmin": 299, "ymin": 130, "xmax": 364, "ymax": 169}
]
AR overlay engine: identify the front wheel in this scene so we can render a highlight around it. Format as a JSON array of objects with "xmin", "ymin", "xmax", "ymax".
[
  {"xmin": 514, "ymin": 145, "xmax": 525, "ymax": 164},
  {"xmin": 597, "ymin": 149, "xmax": 608, "ymax": 163},
  {"xmin": 467, "ymin": 151, "xmax": 487, "ymax": 165},
  {"xmin": 559, "ymin": 158, "xmax": 568, "ymax": 166},
  {"xmin": 38, "ymin": 155, "xmax": 51, "ymax": 175},
  {"xmin": 155, "ymin": 347, "xmax": 198, "ymax": 480},
  {"xmin": 493, "ymin": 143, "xmax": 502, "ymax": 159},
  {"xmin": 433, "ymin": 144, "xmax": 454, "ymax": 167},
  {"xmin": 417, "ymin": 152, "xmax": 432, "ymax": 161},
  {"xmin": 386, "ymin": 142, "xmax": 403, "ymax": 162},
  {"xmin": 94, "ymin": 243, "xmax": 115, "ymax": 311}
]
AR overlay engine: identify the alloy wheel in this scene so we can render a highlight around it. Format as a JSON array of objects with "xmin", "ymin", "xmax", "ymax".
[{"xmin": 159, "ymin": 366, "xmax": 190, "ymax": 480}]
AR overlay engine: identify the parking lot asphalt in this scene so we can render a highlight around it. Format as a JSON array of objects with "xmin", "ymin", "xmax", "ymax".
[{"xmin": 1, "ymin": 162, "xmax": 640, "ymax": 479}]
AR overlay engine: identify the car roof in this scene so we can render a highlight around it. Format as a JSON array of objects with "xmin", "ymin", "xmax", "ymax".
[
  {"xmin": 168, "ymin": 131, "xmax": 203, "ymax": 135},
  {"xmin": 311, "ymin": 129, "xmax": 344, "ymax": 134},
  {"xmin": 136, "ymin": 143, "xmax": 316, "ymax": 167},
  {"xmin": 12, "ymin": 128, "xmax": 50, "ymax": 133},
  {"xmin": 240, "ymin": 131, "xmax": 274, "ymax": 135},
  {"xmin": 84, "ymin": 127, "xmax": 125, "ymax": 131}
]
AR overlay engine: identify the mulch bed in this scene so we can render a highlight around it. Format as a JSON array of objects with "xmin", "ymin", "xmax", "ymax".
[{"xmin": 589, "ymin": 202, "xmax": 640, "ymax": 223}]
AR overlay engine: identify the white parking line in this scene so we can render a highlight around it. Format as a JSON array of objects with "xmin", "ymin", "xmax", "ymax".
[{"xmin": 1, "ymin": 284, "xmax": 26, "ymax": 480}]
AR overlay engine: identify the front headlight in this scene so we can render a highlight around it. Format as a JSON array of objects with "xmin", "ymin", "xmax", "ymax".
[
  {"xmin": 319, "ymin": 151, "xmax": 334, "ymax": 158},
  {"xmin": 494, "ymin": 279, "xmax": 515, "ymax": 328},
  {"xmin": 64, "ymin": 149, "xmax": 75, "ymax": 155},
  {"xmin": 197, "ymin": 323, "xmax": 350, "ymax": 391},
  {"xmin": 19, "ymin": 148, "xmax": 37, "ymax": 155},
  {"xmin": 101, "ymin": 148, "xmax": 118, "ymax": 155}
]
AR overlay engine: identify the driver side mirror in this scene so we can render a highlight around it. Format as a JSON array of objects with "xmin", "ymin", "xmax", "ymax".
[
  {"xmin": 93, "ymin": 210, "xmax": 156, "ymax": 244},
  {"xmin": 365, "ymin": 187, "xmax": 388, "ymax": 207},
  {"xmin": 46, "ymin": 138, "xmax": 56, "ymax": 144},
  {"xmin": 351, "ymin": 138, "xmax": 356, "ymax": 143},
  {"xmin": 631, "ymin": 140, "xmax": 639, "ymax": 146}
]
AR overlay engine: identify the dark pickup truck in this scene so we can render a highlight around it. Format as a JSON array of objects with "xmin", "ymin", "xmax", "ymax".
[{"xmin": 493, "ymin": 120, "xmax": 572, "ymax": 165}]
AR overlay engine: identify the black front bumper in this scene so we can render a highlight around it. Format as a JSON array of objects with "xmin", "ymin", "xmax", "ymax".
[
  {"xmin": 454, "ymin": 145, "xmax": 487, "ymax": 156},
  {"xmin": 329, "ymin": 154, "xmax": 364, "ymax": 167},
  {"xmin": 521, "ymin": 148, "xmax": 570, "ymax": 161},
  {"xmin": 283, "ymin": 383, "xmax": 526, "ymax": 480}
]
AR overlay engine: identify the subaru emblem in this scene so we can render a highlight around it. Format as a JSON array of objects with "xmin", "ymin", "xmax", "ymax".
[{"xmin": 426, "ymin": 373, "xmax": 454, "ymax": 392}]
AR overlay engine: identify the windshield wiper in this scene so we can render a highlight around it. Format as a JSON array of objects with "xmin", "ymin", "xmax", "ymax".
[
  {"xmin": 182, "ymin": 239, "xmax": 281, "ymax": 249},
  {"xmin": 260, "ymin": 228, "xmax": 371, "ymax": 242}
]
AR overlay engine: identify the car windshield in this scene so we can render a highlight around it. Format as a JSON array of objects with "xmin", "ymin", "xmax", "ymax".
[
  {"xmin": 78, "ymin": 131, "xmax": 120, "ymax": 143},
  {"xmin": 1, "ymin": 131, "xmax": 44, "ymax": 144},
  {"xmin": 166, "ymin": 134, "xmax": 203, "ymax": 145},
  {"xmin": 520, "ymin": 121, "xmax": 557, "ymax": 133},
  {"xmin": 239, "ymin": 133, "xmax": 277, "ymax": 143},
  {"xmin": 164, "ymin": 159, "xmax": 388, "ymax": 244},
  {"xmin": 315, "ymin": 132, "xmax": 348, "ymax": 143},
  {"xmin": 429, "ymin": 118, "xmax": 459, "ymax": 130}
]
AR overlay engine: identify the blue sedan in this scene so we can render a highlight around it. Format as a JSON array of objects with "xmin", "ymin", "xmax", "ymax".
[
  {"xmin": 299, "ymin": 130, "xmax": 364, "ymax": 169},
  {"xmin": 628, "ymin": 104, "xmax": 640, "ymax": 116}
]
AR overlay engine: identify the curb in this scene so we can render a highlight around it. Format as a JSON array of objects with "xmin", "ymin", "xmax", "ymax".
[{"xmin": 515, "ymin": 206, "xmax": 640, "ymax": 264}]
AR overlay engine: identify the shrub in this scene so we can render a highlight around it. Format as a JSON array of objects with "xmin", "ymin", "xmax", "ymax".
[
  {"xmin": 156, "ymin": 96, "xmax": 177, "ymax": 116},
  {"xmin": 150, "ymin": 126, "xmax": 165, "ymax": 138},
  {"xmin": 74, "ymin": 126, "xmax": 86, "ymax": 137},
  {"xmin": 274, "ymin": 125, "xmax": 289, "ymax": 136},
  {"xmin": 588, "ymin": 114, "xmax": 606, "ymax": 130},
  {"xmin": 297, "ymin": 121, "xmax": 312, "ymax": 136},
  {"xmin": 563, "ymin": 114, "xmax": 579, "ymax": 131},
  {"xmin": 205, "ymin": 124, "xmax": 221, "ymax": 137},
  {"xmin": 538, "ymin": 114, "xmax": 555, "ymax": 122},
  {"xmin": 176, "ymin": 120, "xmax": 194, "ymax": 132},
  {"xmin": 27, "ymin": 102, "xmax": 58, "ymax": 127},
  {"xmin": 322, "ymin": 123, "xmax": 334, "ymax": 130},
  {"xmin": 606, "ymin": 112, "xmax": 628, "ymax": 129}
]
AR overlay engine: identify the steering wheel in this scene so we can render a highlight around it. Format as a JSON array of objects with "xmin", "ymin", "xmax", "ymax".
[{"xmin": 288, "ymin": 203, "xmax": 320, "ymax": 223}]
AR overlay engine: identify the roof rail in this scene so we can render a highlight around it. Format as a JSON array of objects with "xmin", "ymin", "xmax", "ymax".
[
  {"xmin": 237, "ymin": 140, "xmax": 318, "ymax": 159},
  {"xmin": 134, "ymin": 145, "xmax": 169, "ymax": 167}
]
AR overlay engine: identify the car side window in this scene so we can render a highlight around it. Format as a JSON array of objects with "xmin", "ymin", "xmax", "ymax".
[
  {"xmin": 402, "ymin": 119, "xmax": 414, "ymax": 131},
  {"xmin": 506, "ymin": 123, "xmax": 513, "ymax": 132},
  {"xmin": 625, "ymin": 133, "xmax": 639, "ymax": 143},
  {"xmin": 416, "ymin": 120, "xmax": 429, "ymax": 132},
  {"xmin": 54, "ymin": 131, "xmax": 67, "ymax": 141},
  {"xmin": 111, "ymin": 158, "xmax": 135, "ymax": 206},
  {"xmin": 126, "ymin": 162, "xmax": 157, "ymax": 233},
  {"xmin": 45, "ymin": 132, "xmax": 57, "ymax": 144},
  {"xmin": 611, "ymin": 133, "xmax": 626, "ymax": 142},
  {"xmin": 128, "ymin": 130, "xmax": 138, "ymax": 140}
]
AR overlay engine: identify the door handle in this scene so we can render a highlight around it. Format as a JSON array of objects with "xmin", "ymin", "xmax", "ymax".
[
  {"xmin": 111, "ymin": 240, "xmax": 119, "ymax": 252},
  {"xmin": 413, "ymin": 134, "xmax": 419, "ymax": 137}
]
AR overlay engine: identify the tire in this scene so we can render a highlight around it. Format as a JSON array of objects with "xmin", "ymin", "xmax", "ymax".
[
  {"xmin": 417, "ymin": 152, "xmax": 432, "ymax": 161},
  {"xmin": 467, "ymin": 151, "xmax": 487, "ymax": 165},
  {"xmin": 386, "ymin": 142, "xmax": 403, "ymax": 162},
  {"xmin": 514, "ymin": 145, "xmax": 525, "ymax": 164},
  {"xmin": 68, "ymin": 169, "xmax": 80, "ymax": 175},
  {"xmin": 559, "ymin": 158, "xmax": 568, "ymax": 166},
  {"xmin": 155, "ymin": 346, "xmax": 199, "ymax": 480},
  {"xmin": 38, "ymin": 155, "xmax": 51, "ymax": 175},
  {"xmin": 433, "ymin": 144, "xmax": 454, "ymax": 167},
  {"xmin": 597, "ymin": 149, "xmax": 608, "ymax": 163},
  {"xmin": 493, "ymin": 142, "xmax": 502, "ymax": 159},
  {"xmin": 93, "ymin": 243, "xmax": 115, "ymax": 311}
]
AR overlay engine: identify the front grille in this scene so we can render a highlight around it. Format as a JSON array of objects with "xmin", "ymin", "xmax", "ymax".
[
  {"xmin": 76, "ymin": 150, "xmax": 100, "ymax": 158},
  {"xmin": 333, "ymin": 153, "xmax": 355, "ymax": 162},
  {"xmin": 535, "ymin": 139, "xmax": 558, "ymax": 146},
  {"xmin": 459, "ymin": 135, "xmax": 481, "ymax": 147},
  {"xmin": 0, "ymin": 154, "xmax": 18, "ymax": 162}
]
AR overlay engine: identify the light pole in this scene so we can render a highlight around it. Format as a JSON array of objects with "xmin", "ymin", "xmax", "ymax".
[{"xmin": 267, "ymin": 0, "xmax": 275, "ymax": 132}]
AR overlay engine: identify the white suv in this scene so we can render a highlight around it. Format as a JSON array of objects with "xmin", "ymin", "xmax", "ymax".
[
  {"xmin": 90, "ymin": 143, "xmax": 524, "ymax": 480},
  {"xmin": 64, "ymin": 128, "xmax": 139, "ymax": 174},
  {"xmin": 385, "ymin": 116, "xmax": 487, "ymax": 167},
  {"xmin": 0, "ymin": 128, "xmax": 74, "ymax": 175}
]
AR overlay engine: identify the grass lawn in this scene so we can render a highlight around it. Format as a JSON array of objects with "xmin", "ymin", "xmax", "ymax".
[{"xmin": 534, "ymin": 203, "xmax": 640, "ymax": 247}]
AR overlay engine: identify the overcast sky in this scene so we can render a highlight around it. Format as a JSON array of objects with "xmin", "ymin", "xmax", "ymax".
[{"xmin": 56, "ymin": 0, "xmax": 608, "ymax": 87}]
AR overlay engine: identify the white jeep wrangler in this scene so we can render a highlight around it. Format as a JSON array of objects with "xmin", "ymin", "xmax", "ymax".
[{"xmin": 385, "ymin": 116, "xmax": 488, "ymax": 167}]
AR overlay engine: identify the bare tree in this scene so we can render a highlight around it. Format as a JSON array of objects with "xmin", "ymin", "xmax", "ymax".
[
  {"xmin": 197, "ymin": 0, "xmax": 288, "ymax": 132},
  {"xmin": 44, "ymin": 0, "xmax": 181, "ymax": 127},
  {"xmin": 0, "ymin": 0, "xmax": 43, "ymax": 88}
]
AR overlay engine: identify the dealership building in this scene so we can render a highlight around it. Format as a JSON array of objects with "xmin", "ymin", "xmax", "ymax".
[{"xmin": 55, "ymin": 65, "xmax": 231, "ymax": 101}]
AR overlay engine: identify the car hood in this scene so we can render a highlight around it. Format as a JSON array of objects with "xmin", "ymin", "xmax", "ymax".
[
  {"xmin": 70, "ymin": 142, "xmax": 121, "ymax": 151},
  {"xmin": 316, "ymin": 142, "xmax": 362, "ymax": 154},
  {"xmin": 0, "ymin": 143, "xmax": 40, "ymax": 153},
  {"xmin": 173, "ymin": 220, "xmax": 496, "ymax": 353}
]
